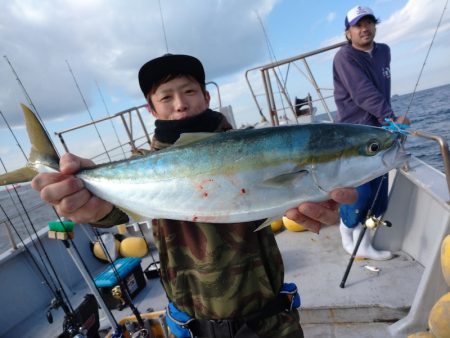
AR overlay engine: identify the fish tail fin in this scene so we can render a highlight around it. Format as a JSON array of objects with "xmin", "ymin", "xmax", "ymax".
[{"xmin": 0, "ymin": 104, "xmax": 60, "ymax": 186}]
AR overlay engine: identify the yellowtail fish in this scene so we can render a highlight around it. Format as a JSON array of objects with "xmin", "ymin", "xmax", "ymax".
[{"xmin": 0, "ymin": 104, "xmax": 409, "ymax": 223}]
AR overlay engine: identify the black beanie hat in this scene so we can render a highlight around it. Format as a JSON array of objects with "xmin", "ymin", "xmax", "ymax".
[{"xmin": 138, "ymin": 54, "xmax": 205, "ymax": 97}]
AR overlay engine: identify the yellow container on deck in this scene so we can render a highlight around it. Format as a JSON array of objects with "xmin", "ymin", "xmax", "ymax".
[
  {"xmin": 106, "ymin": 310, "xmax": 167, "ymax": 338},
  {"xmin": 283, "ymin": 216, "xmax": 308, "ymax": 232}
]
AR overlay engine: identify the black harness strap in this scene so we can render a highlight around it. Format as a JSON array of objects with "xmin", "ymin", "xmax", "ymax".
[{"xmin": 188, "ymin": 292, "xmax": 292, "ymax": 338}]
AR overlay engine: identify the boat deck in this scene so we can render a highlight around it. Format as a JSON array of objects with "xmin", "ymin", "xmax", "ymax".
[{"xmin": 6, "ymin": 223, "xmax": 423, "ymax": 338}]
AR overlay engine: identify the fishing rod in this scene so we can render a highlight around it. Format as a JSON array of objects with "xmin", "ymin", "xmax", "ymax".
[
  {"xmin": 18, "ymin": 103, "xmax": 124, "ymax": 336},
  {"xmin": 57, "ymin": 224, "xmax": 125, "ymax": 337},
  {"xmin": 92, "ymin": 227, "xmax": 150, "ymax": 337},
  {"xmin": 0, "ymin": 158, "xmax": 70, "ymax": 301},
  {"xmin": 136, "ymin": 221, "xmax": 161, "ymax": 279},
  {"xmin": 404, "ymin": 0, "xmax": 448, "ymax": 117},
  {"xmin": 158, "ymin": 0, "xmax": 170, "ymax": 54},
  {"xmin": 0, "ymin": 177, "xmax": 123, "ymax": 335},
  {"xmin": 0, "ymin": 203, "xmax": 75, "ymax": 321},
  {"xmin": 255, "ymin": 11, "xmax": 292, "ymax": 123},
  {"xmin": 3, "ymin": 55, "xmax": 55, "ymax": 145},
  {"xmin": 0, "ymin": 111, "xmax": 92, "ymax": 332},
  {"xmin": 0, "ymin": 158, "xmax": 33, "ymax": 240},
  {"xmin": 339, "ymin": 175, "xmax": 391, "ymax": 288},
  {"xmin": 1, "ymin": 104, "xmax": 124, "ymax": 336},
  {"xmin": 3, "ymin": 55, "xmax": 39, "ymax": 117},
  {"xmin": 0, "ymin": 111, "xmax": 69, "ymax": 296},
  {"xmin": 95, "ymin": 81, "xmax": 127, "ymax": 159},
  {"xmin": 65, "ymin": 59, "xmax": 112, "ymax": 163},
  {"xmin": 0, "ymin": 202, "xmax": 58, "ymax": 294},
  {"xmin": 0, "ymin": 110, "xmax": 28, "ymax": 160}
]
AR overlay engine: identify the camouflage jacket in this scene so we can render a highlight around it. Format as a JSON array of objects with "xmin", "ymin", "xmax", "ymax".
[{"xmin": 98, "ymin": 111, "xmax": 303, "ymax": 337}]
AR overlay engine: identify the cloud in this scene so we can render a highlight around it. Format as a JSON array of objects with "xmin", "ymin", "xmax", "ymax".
[
  {"xmin": 0, "ymin": 0, "xmax": 278, "ymax": 125},
  {"xmin": 378, "ymin": 0, "xmax": 450, "ymax": 45},
  {"xmin": 326, "ymin": 12, "xmax": 337, "ymax": 23}
]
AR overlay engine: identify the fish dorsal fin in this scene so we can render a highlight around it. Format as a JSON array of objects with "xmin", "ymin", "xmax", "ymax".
[
  {"xmin": 262, "ymin": 168, "xmax": 309, "ymax": 187},
  {"xmin": 173, "ymin": 132, "xmax": 217, "ymax": 147}
]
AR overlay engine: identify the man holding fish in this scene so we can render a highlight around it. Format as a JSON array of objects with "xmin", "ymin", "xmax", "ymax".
[{"xmin": 26, "ymin": 53, "xmax": 364, "ymax": 337}]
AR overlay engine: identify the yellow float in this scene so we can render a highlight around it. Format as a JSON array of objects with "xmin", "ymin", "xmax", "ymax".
[
  {"xmin": 407, "ymin": 332, "xmax": 436, "ymax": 338},
  {"xmin": 270, "ymin": 219, "xmax": 284, "ymax": 232},
  {"xmin": 119, "ymin": 237, "xmax": 149, "ymax": 258},
  {"xmin": 428, "ymin": 291, "xmax": 450, "ymax": 338},
  {"xmin": 441, "ymin": 235, "xmax": 450, "ymax": 287},
  {"xmin": 93, "ymin": 239, "xmax": 120, "ymax": 262},
  {"xmin": 282, "ymin": 216, "xmax": 308, "ymax": 232},
  {"xmin": 407, "ymin": 333, "xmax": 436, "ymax": 338}
]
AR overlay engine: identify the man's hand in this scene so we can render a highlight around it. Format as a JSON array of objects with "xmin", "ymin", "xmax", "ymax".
[
  {"xmin": 31, "ymin": 153, "xmax": 113, "ymax": 224},
  {"xmin": 395, "ymin": 115, "xmax": 411, "ymax": 125},
  {"xmin": 284, "ymin": 188, "xmax": 357, "ymax": 234}
]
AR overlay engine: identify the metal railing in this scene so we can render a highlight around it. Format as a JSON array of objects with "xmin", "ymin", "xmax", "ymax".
[
  {"xmin": 55, "ymin": 104, "xmax": 149, "ymax": 162},
  {"xmin": 406, "ymin": 129, "xmax": 450, "ymax": 204},
  {"xmin": 245, "ymin": 41, "xmax": 346, "ymax": 126}
]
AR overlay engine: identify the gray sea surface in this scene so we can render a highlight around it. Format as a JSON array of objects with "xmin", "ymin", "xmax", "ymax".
[{"xmin": 1, "ymin": 83, "xmax": 449, "ymax": 253}]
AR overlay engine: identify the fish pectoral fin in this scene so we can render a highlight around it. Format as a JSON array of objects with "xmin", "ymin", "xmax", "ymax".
[
  {"xmin": 261, "ymin": 169, "xmax": 309, "ymax": 187},
  {"xmin": 173, "ymin": 133, "xmax": 217, "ymax": 147},
  {"xmin": 117, "ymin": 207, "xmax": 146, "ymax": 223},
  {"xmin": 254, "ymin": 217, "xmax": 279, "ymax": 232}
]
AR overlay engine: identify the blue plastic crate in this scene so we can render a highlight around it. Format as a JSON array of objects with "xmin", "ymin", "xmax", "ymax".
[
  {"xmin": 94, "ymin": 257, "xmax": 146, "ymax": 309},
  {"xmin": 95, "ymin": 257, "xmax": 142, "ymax": 288}
]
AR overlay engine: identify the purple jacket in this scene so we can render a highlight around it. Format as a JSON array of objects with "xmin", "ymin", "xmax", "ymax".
[{"xmin": 333, "ymin": 42, "xmax": 395, "ymax": 126}]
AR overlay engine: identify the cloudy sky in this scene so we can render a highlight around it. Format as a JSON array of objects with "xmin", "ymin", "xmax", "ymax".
[{"xmin": 0, "ymin": 0, "xmax": 449, "ymax": 170}]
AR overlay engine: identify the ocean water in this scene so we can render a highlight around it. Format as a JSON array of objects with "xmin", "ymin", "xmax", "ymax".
[
  {"xmin": 391, "ymin": 83, "xmax": 450, "ymax": 172},
  {"xmin": 1, "ymin": 83, "xmax": 449, "ymax": 253}
]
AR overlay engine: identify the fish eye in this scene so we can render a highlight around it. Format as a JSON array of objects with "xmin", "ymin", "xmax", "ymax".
[{"xmin": 366, "ymin": 141, "xmax": 380, "ymax": 155}]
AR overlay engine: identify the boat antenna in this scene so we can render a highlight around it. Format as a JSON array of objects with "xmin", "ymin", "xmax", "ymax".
[
  {"xmin": 95, "ymin": 81, "xmax": 127, "ymax": 159},
  {"xmin": 65, "ymin": 59, "xmax": 112, "ymax": 162},
  {"xmin": 404, "ymin": 0, "xmax": 448, "ymax": 117},
  {"xmin": 158, "ymin": 0, "xmax": 170, "ymax": 53}
]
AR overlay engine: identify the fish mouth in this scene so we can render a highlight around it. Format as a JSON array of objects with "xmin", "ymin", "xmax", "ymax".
[{"xmin": 382, "ymin": 136, "xmax": 411, "ymax": 169}]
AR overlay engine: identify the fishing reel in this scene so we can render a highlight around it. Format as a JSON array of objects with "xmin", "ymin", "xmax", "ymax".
[
  {"xmin": 124, "ymin": 319, "xmax": 152, "ymax": 338},
  {"xmin": 46, "ymin": 297, "xmax": 63, "ymax": 323},
  {"xmin": 365, "ymin": 216, "xmax": 392, "ymax": 229},
  {"xmin": 111, "ymin": 285, "xmax": 127, "ymax": 310}
]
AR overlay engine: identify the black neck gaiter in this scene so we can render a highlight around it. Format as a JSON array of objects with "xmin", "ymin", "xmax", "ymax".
[{"xmin": 154, "ymin": 109, "xmax": 225, "ymax": 144}]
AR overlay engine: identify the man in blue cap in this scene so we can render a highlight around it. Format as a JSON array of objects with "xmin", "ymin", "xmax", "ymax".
[{"xmin": 333, "ymin": 5, "xmax": 410, "ymax": 260}]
